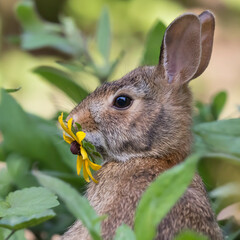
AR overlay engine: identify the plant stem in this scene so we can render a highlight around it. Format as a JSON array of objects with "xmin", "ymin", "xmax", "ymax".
[{"xmin": 5, "ymin": 230, "xmax": 16, "ymax": 240}]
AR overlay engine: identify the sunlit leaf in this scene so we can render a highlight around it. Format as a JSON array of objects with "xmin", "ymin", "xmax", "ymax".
[
  {"xmin": 194, "ymin": 119, "xmax": 240, "ymax": 157},
  {"xmin": 175, "ymin": 230, "xmax": 208, "ymax": 240},
  {"xmin": 97, "ymin": 8, "xmax": 111, "ymax": 62},
  {"xmin": 0, "ymin": 187, "xmax": 59, "ymax": 217},
  {"xmin": 33, "ymin": 66, "xmax": 88, "ymax": 103},
  {"xmin": 114, "ymin": 224, "xmax": 136, "ymax": 240},
  {"xmin": 211, "ymin": 91, "xmax": 227, "ymax": 120},
  {"xmin": 141, "ymin": 20, "xmax": 166, "ymax": 66},
  {"xmin": 134, "ymin": 154, "xmax": 199, "ymax": 240}
]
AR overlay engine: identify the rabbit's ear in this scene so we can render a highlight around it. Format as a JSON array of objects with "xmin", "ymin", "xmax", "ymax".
[
  {"xmin": 191, "ymin": 10, "xmax": 215, "ymax": 79},
  {"xmin": 158, "ymin": 13, "xmax": 201, "ymax": 84}
]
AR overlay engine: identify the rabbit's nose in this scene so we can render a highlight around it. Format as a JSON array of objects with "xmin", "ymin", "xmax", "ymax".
[{"xmin": 70, "ymin": 108, "xmax": 98, "ymax": 132}]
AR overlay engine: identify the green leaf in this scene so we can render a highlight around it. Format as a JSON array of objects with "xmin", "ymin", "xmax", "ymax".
[
  {"xmin": 57, "ymin": 61, "xmax": 84, "ymax": 72},
  {"xmin": 33, "ymin": 66, "xmax": 88, "ymax": 103},
  {"xmin": 227, "ymin": 229, "xmax": 240, "ymax": 240},
  {"xmin": 211, "ymin": 91, "xmax": 227, "ymax": 120},
  {"xmin": 97, "ymin": 8, "xmax": 111, "ymax": 62},
  {"xmin": 82, "ymin": 141, "xmax": 96, "ymax": 153},
  {"xmin": 0, "ymin": 228, "xmax": 26, "ymax": 240},
  {"xmin": 0, "ymin": 210, "xmax": 55, "ymax": 230},
  {"xmin": 60, "ymin": 16, "xmax": 84, "ymax": 56},
  {"xmin": 174, "ymin": 230, "xmax": 208, "ymax": 240},
  {"xmin": 34, "ymin": 171, "xmax": 102, "ymax": 240},
  {"xmin": 134, "ymin": 154, "xmax": 200, "ymax": 240},
  {"xmin": 15, "ymin": 1, "xmax": 45, "ymax": 33},
  {"xmin": 21, "ymin": 33, "xmax": 74, "ymax": 54},
  {"xmin": 0, "ymin": 90, "xmax": 75, "ymax": 172},
  {"xmin": 114, "ymin": 224, "xmax": 136, "ymax": 240},
  {"xmin": 194, "ymin": 119, "xmax": 240, "ymax": 157},
  {"xmin": 6, "ymin": 154, "xmax": 38, "ymax": 189},
  {"xmin": 4, "ymin": 87, "xmax": 21, "ymax": 93},
  {"xmin": 16, "ymin": 1, "xmax": 75, "ymax": 54},
  {"xmin": 141, "ymin": 20, "xmax": 166, "ymax": 66},
  {"xmin": 0, "ymin": 168, "xmax": 12, "ymax": 198},
  {"xmin": 0, "ymin": 187, "xmax": 59, "ymax": 217}
]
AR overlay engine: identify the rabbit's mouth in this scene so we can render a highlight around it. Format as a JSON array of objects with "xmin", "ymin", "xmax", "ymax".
[{"xmin": 84, "ymin": 131, "xmax": 109, "ymax": 161}]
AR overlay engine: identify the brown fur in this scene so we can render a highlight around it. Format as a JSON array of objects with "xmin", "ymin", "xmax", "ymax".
[{"xmin": 62, "ymin": 11, "xmax": 223, "ymax": 240}]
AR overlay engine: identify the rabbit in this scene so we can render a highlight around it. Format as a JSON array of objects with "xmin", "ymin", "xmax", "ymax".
[{"xmin": 62, "ymin": 10, "xmax": 223, "ymax": 240}]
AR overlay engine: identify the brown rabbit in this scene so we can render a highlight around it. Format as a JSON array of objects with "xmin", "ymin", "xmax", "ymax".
[{"xmin": 62, "ymin": 11, "xmax": 223, "ymax": 240}]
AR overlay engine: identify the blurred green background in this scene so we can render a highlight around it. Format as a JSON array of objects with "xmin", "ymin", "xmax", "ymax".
[
  {"xmin": 0, "ymin": 0, "xmax": 240, "ymax": 119},
  {"xmin": 0, "ymin": 0, "xmax": 240, "ymax": 239}
]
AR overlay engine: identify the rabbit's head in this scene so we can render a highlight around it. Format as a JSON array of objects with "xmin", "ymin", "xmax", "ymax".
[{"xmin": 68, "ymin": 11, "xmax": 215, "ymax": 163}]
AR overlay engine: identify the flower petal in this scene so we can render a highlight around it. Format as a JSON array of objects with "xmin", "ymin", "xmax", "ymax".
[
  {"xmin": 88, "ymin": 159, "xmax": 102, "ymax": 171},
  {"xmin": 58, "ymin": 113, "xmax": 77, "ymax": 140},
  {"xmin": 68, "ymin": 118, "xmax": 73, "ymax": 132},
  {"xmin": 86, "ymin": 159, "xmax": 99, "ymax": 184},
  {"xmin": 80, "ymin": 146, "xmax": 88, "ymax": 160},
  {"xmin": 63, "ymin": 133, "xmax": 74, "ymax": 144},
  {"xmin": 76, "ymin": 155, "xmax": 83, "ymax": 175},
  {"xmin": 76, "ymin": 131, "xmax": 86, "ymax": 143},
  {"xmin": 83, "ymin": 160, "xmax": 90, "ymax": 182}
]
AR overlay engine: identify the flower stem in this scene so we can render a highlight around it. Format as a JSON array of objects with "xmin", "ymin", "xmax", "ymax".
[{"xmin": 5, "ymin": 230, "xmax": 16, "ymax": 240}]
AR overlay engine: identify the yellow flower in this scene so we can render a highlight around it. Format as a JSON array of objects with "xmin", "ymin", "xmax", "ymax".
[{"xmin": 58, "ymin": 112, "xmax": 101, "ymax": 183}]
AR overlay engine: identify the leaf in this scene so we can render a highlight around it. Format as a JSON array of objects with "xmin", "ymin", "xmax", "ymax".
[
  {"xmin": 60, "ymin": 16, "xmax": 84, "ymax": 56},
  {"xmin": 174, "ymin": 230, "xmax": 208, "ymax": 240},
  {"xmin": 141, "ymin": 20, "xmax": 166, "ymax": 66},
  {"xmin": 211, "ymin": 91, "xmax": 227, "ymax": 120},
  {"xmin": 227, "ymin": 229, "xmax": 240, "ymax": 240},
  {"xmin": 4, "ymin": 87, "xmax": 21, "ymax": 93},
  {"xmin": 82, "ymin": 141, "xmax": 96, "ymax": 153},
  {"xmin": 0, "ymin": 168, "xmax": 12, "ymax": 198},
  {"xmin": 21, "ymin": 33, "xmax": 74, "ymax": 54},
  {"xmin": 114, "ymin": 224, "xmax": 136, "ymax": 240},
  {"xmin": 194, "ymin": 119, "xmax": 240, "ymax": 157},
  {"xmin": 0, "ymin": 228, "xmax": 26, "ymax": 240},
  {"xmin": 34, "ymin": 171, "xmax": 102, "ymax": 240},
  {"xmin": 97, "ymin": 8, "xmax": 111, "ymax": 62},
  {"xmin": 134, "ymin": 154, "xmax": 199, "ymax": 240},
  {"xmin": 0, "ymin": 90, "xmax": 75, "ymax": 172},
  {"xmin": 0, "ymin": 187, "xmax": 59, "ymax": 217},
  {"xmin": 15, "ymin": 1, "xmax": 45, "ymax": 33},
  {"xmin": 6, "ymin": 154, "xmax": 38, "ymax": 189},
  {"xmin": 0, "ymin": 210, "xmax": 55, "ymax": 230},
  {"xmin": 33, "ymin": 66, "xmax": 88, "ymax": 103},
  {"xmin": 16, "ymin": 1, "xmax": 75, "ymax": 54}
]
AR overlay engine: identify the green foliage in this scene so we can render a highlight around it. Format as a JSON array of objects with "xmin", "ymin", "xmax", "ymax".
[
  {"xmin": 0, "ymin": 187, "xmax": 58, "ymax": 235},
  {"xmin": 33, "ymin": 66, "xmax": 89, "ymax": 103},
  {"xmin": 34, "ymin": 171, "xmax": 102, "ymax": 240},
  {"xmin": 114, "ymin": 225, "xmax": 136, "ymax": 240},
  {"xmin": 0, "ymin": 187, "xmax": 58, "ymax": 217},
  {"xmin": 175, "ymin": 230, "xmax": 208, "ymax": 240},
  {"xmin": 141, "ymin": 21, "xmax": 166, "ymax": 66},
  {"xmin": 194, "ymin": 91, "xmax": 227, "ymax": 123},
  {"xmin": 97, "ymin": 8, "xmax": 111, "ymax": 63},
  {"xmin": 134, "ymin": 154, "xmax": 199, "ymax": 240},
  {"xmin": 16, "ymin": 1, "xmax": 75, "ymax": 55},
  {"xmin": 0, "ymin": 210, "xmax": 55, "ymax": 230},
  {"xmin": 0, "ymin": 90, "xmax": 75, "ymax": 172}
]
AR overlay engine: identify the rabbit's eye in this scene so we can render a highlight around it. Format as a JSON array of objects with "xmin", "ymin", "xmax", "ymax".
[{"xmin": 113, "ymin": 95, "xmax": 133, "ymax": 109}]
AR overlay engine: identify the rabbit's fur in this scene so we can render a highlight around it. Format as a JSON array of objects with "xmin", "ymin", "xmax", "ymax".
[{"xmin": 63, "ymin": 11, "xmax": 223, "ymax": 240}]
